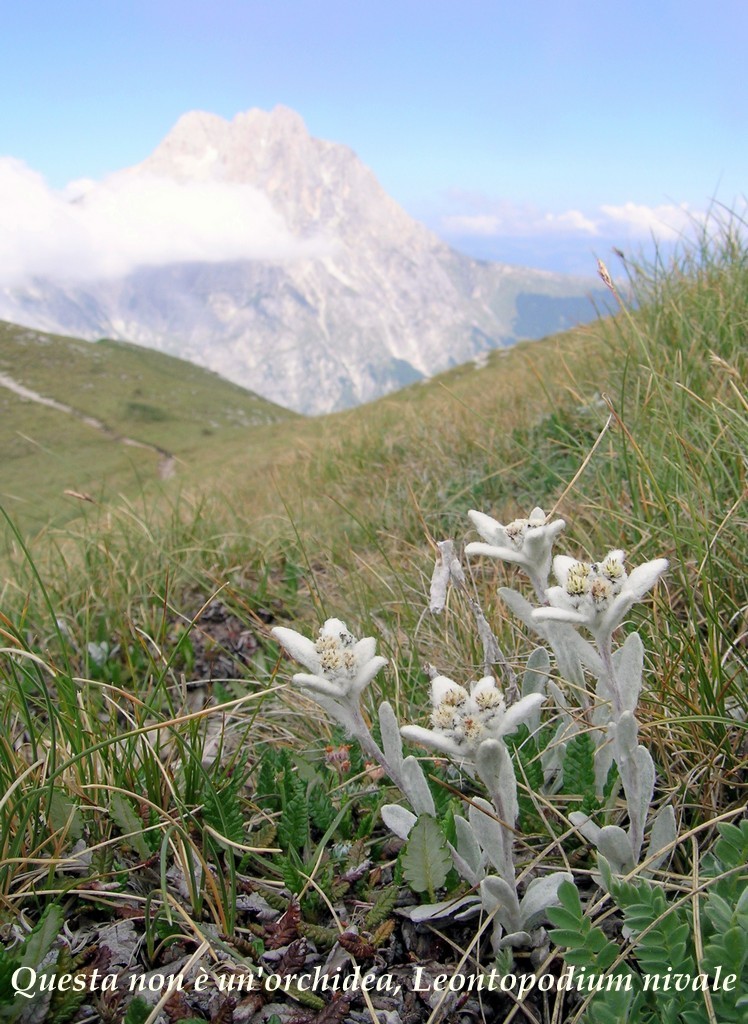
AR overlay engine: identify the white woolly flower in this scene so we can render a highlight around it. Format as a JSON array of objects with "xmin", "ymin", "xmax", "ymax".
[
  {"xmin": 465, "ymin": 506, "xmax": 565, "ymax": 582},
  {"xmin": 272, "ymin": 618, "xmax": 387, "ymax": 700},
  {"xmin": 533, "ymin": 552, "xmax": 668, "ymax": 640},
  {"xmin": 401, "ymin": 674, "xmax": 545, "ymax": 758}
]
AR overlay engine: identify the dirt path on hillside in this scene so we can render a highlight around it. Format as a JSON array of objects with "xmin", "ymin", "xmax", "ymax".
[{"xmin": 0, "ymin": 372, "xmax": 177, "ymax": 479}]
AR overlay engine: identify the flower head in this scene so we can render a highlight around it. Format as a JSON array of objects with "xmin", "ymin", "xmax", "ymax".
[
  {"xmin": 533, "ymin": 552, "xmax": 668, "ymax": 640},
  {"xmin": 401, "ymin": 674, "xmax": 544, "ymax": 758},
  {"xmin": 272, "ymin": 618, "xmax": 387, "ymax": 700},
  {"xmin": 465, "ymin": 507, "xmax": 565, "ymax": 585}
]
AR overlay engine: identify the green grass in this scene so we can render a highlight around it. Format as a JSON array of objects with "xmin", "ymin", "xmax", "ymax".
[
  {"xmin": 0, "ymin": 322, "xmax": 296, "ymax": 531},
  {"xmin": 0, "ymin": 213, "xmax": 746, "ymax": 1022}
]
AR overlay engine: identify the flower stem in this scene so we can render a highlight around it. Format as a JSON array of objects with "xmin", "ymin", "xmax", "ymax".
[
  {"xmin": 348, "ymin": 703, "xmax": 400, "ymax": 786},
  {"xmin": 597, "ymin": 631, "xmax": 624, "ymax": 720}
]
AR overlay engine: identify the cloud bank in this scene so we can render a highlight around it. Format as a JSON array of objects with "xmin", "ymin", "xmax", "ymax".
[
  {"xmin": 435, "ymin": 193, "xmax": 715, "ymax": 273},
  {"xmin": 0, "ymin": 155, "xmax": 719, "ymax": 283},
  {"xmin": 0, "ymin": 159, "xmax": 330, "ymax": 286},
  {"xmin": 441, "ymin": 196, "xmax": 705, "ymax": 243}
]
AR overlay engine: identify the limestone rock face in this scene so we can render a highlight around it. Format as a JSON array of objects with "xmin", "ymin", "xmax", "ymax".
[{"xmin": 0, "ymin": 106, "xmax": 599, "ymax": 413}]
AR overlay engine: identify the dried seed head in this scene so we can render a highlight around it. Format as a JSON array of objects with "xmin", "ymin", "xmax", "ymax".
[{"xmin": 597, "ymin": 258, "xmax": 614, "ymax": 290}]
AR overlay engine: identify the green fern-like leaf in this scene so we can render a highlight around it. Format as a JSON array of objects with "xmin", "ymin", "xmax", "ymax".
[
  {"xmin": 278, "ymin": 855, "xmax": 304, "ymax": 894},
  {"xmin": 701, "ymin": 886, "xmax": 748, "ymax": 1012},
  {"xmin": 714, "ymin": 820, "xmax": 748, "ymax": 867},
  {"xmin": 47, "ymin": 945, "xmax": 88, "ymax": 1024},
  {"xmin": 548, "ymin": 881, "xmax": 631, "ymax": 985},
  {"xmin": 613, "ymin": 878, "xmax": 694, "ymax": 979},
  {"xmin": 250, "ymin": 822, "xmax": 277, "ymax": 849},
  {"xmin": 280, "ymin": 762, "xmax": 304, "ymax": 805},
  {"xmin": 255, "ymin": 755, "xmax": 279, "ymax": 808},
  {"xmin": 308, "ymin": 784, "xmax": 337, "ymax": 833},
  {"xmin": 0, "ymin": 946, "xmax": 22, "ymax": 1009},
  {"xmin": 278, "ymin": 792, "xmax": 310, "ymax": 852},
  {"xmin": 298, "ymin": 921, "xmax": 339, "ymax": 949},
  {"xmin": 204, "ymin": 776, "xmax": 246, "ymax": 846},
  {"xmin": 562, "ymin": 733, "xmax": 600, "ymax": 814},
  {"xmin": 365, "ymin": 885, "xmax": 399, "ymax": 930}
]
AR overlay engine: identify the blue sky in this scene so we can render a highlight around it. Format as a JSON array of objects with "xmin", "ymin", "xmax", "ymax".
[{"xmin": 1, "ymin": 0, "xmax": 745, "ymax": 273}]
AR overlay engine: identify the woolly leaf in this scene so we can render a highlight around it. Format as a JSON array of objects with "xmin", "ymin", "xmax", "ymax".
[
  {"xmin": 380, "ymin": 804, "xmax": 417, "ymax": 841},
  {"xmin": 401, "ymin": 814, "xmax": 451, "ymax": 897},
  {"xmin": 469, "ymin": 797, "xmax": 506, "ymax": 877},
  {"xmin": 498, "ymin": 586, "xmax": 541, "ymax": 634},
  {"xmin": 597, "ymin": 825, "xmax": 635, "ymax": 874},
  {"xmin": 476, "ymin": 739, "xmax": 518, "ymax": 831},
  {"xmin": 480, "ymin": 874, "xmax": 521, "ymax": 912},
  {"xmin": 633, "ymin": 746, "xmax": 655, "ymax": 830},
  {"xmin": 429, "ymin": 542, "xmax": 454, "ymax": 613},
  {"xmin": 378, "ymin": 701, "xmax": 404, "ymax": 778},
  {"xmin": 644, "ymin": 804, "xmax": 677, "ymax": 873},
  {"xmin": 570, "ymin": 810, "xmax": 601, "ymax": 849},
  {"xmin": 594, "ymin": 737, "xmax": 615, "ymax": 799},
  {"xmin": 612, "ymin": 631, "xmax": 644, "ymax": 713},
  {"xmin": 401, "ymin": 756, "xmax": 435, "ymax": 817},
  {"xmin": 397, "ymin": 894, "xmax": 481, "ymax": 923},
  {"xmin": 522, "ymin": 646, "xmax": 550, "ymax": 698},
  {"xmin": 614, "ymin": 711, "xmax": 638, "ymax": 756},
  {"xmin": 519, "ymin": 871, "xmax": 574, "ymax": 930},
  {"xmin": 480, "ymin": 875, "xmax": 521, "ymax": 934},
  {"xmin": 454, "ymin": 814, "xmax": 483, "ymax": 876}
]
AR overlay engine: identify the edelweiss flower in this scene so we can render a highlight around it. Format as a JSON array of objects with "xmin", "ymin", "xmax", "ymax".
[
  {"xmin": 532, "ymin": 552, "xmax": 668, "ymax": 640},
  {"xmin": 272, "ymin": 618, "xmax": 387, "ymax": 700},
  {"xmin": 401, "ymin": 674, "xmax": 544, "ymax": 758},
  {"xmin": 465, "ymin": 507, "xmax": 565, "ymax": 583}
]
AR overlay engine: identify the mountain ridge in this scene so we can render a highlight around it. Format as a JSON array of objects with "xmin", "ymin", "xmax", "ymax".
[{"xmin": 0, "ymin": 106, "xmax": 603, "ymax": 413}]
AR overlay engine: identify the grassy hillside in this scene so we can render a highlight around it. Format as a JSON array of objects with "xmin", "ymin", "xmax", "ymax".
[
  {"xmin": 0, "ymin": 322, "xmax": 296, "ymax": 530},
  {"xmin": 0, "ymin": 219, "xmax": 746, "ymax": 1023}
]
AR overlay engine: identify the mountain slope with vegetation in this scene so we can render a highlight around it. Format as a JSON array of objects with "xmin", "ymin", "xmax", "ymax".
[
  {"xmin": 0, "ymin": 220, "xmax": 745, "ymax": 1024},
  {"xmin": 0, "ymin": 320, "xmax": 296, "ymax": 530}
]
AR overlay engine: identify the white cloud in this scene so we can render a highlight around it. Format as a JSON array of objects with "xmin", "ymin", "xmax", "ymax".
[
  {"xmin": 598, "ymin": 201, "xmax": 702, "ymax": 240},
  {"xmin": 0, "ymin": 158, "xmax": 331, "ymax": 286},
  {"xmin": 439, "ymin": 195, "xmax": 705, "ymax": 245},
  {"xmin": 442, "ymin": 214, "xmax": 504, "ymax": 236},
  {"xmin": 442, "ymin": 202, "xmax": 598, "ymax": 239}
]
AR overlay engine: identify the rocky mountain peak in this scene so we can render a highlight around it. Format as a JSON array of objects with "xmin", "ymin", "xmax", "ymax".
[
  {"xmin": 144, "ymin": 110, "xmax": 232, "ymax": 181},
  {"xmin": 0, "ymin": 106, "xmax": 601, "ymax": 414},
  {"xmin": 136, "ymin": 105, "xmax": 424, "ymax": 243}
]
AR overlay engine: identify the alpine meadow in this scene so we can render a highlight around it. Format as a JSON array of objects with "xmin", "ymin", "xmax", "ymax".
[{"xmin": 0, "ymin": 212, "xmax": 746, "ymax": 1024}]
